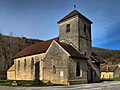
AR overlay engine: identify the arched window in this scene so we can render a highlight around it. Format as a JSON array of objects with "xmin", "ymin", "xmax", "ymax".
[
  {"xmin": 66, "ymin": 24, "xmax": 70, "ymax": 32},
  {"xmin": 76, "ymin": 62, "xmax": 80, "ymax": 76},
  {"xmin": 31, "ymin": 58, "xmax": 34, "ymax": 69},
  {"xmin": 53, "ymin": 66, "xmax": 56, "ymax": 74},
  {"xmin": 18, "ymin": 60, "xmax": 20, "ymax": 72},
  {"xmin": 84, "ymin": 24, "xmax": 87, "ymax": 33},
  {"xmin": 24, "ymin": 59, "xmax": 27, "ymax": 71}
]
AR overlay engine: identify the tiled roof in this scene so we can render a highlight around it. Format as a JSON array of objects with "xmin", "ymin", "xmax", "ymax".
[
  {"xmin": 58, "ymin": 42, "xmax": 87, "ymax": 59},
  {"xmin": 13, "ymin": 37, "xmax": 59, "ymax": 59},
  {"xmin": 57, "ymin": 10, "xmax": 93, "ymax": 24},
  {"xmin": 100, "ymin": 65, "xmax": 118, "ymax": 72}
]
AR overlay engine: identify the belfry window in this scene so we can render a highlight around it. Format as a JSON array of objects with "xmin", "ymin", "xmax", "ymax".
[
  {"xmin": 84, "ymin": 24, "xmax": 87, "ymax": 33},
  {"xmin": 18, "ymin": 60, "xmax": 20, "ymax": 72},
  {"xmin": 53, "ymin": 66, "xmax": 56, "ymax": 74},
  {"xmin": 76, "ymin": 62, "xmax": 80, "ymax": 76},
  {"xmin": 24, "ymin": 59, "xmax": 27, "ymax": 71},
  {"xmin": 66, "ymin": 24, "xmax": 70, "ymax": 32}
]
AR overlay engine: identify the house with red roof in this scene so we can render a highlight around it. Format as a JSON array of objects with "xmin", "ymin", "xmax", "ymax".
[
  {"xmin": 101, "ymin": 65, "xmax": 120, "ymax": 79},
  {"xmin": 7, "ymin": 10, "xmax": 105, "ymax": 85}
]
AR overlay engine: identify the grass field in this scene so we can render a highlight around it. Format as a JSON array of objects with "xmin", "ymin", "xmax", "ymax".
[
  {"xmin": 101, "ymin": 78, "xmax": 120, "ymax": 82},
  {"xmin": 0, "ymin": 80, "xmax": 64, "ymax": 87}
]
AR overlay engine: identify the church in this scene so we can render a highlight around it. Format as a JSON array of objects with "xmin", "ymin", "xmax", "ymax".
[{"xmin": 7, "ymin": 10, "xmax": 105, "ymax": 85}]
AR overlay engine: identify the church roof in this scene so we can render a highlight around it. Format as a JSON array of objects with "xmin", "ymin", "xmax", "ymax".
[
  {"xmin": 13, "ymin": 37, "xmax": 59, "ymax": 59},
  {"xmin": 57, "ymin": 10, "xmax": 93, "ymax": 24},
  {"xmin": 100, "ymin": 65, "xmax": 118, "ymax": 72},
  {"xmin": 58, "ymin": 42, "xmax": 87, "ymax": 59},
  {"xmin": 13, "ymin": 37, "xmax": 87, "ymax": 59}
]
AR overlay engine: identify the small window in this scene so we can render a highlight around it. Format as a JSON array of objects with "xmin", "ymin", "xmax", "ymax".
[
  {"xmin": 84, "ymin": 24, "xmax": 87, "ymax": 33},
  {"xmin": 24, "ymin": 59, "xmax": 27, "ymax": 71},
  {"xmin": 53, "ymin": 66, "xmax": 56, "ymax": 74},
  {"xmin": 66, "ymin": 24, "xmax": 70, "ymax": 32},
  {"xmin": 31, "ymin": 58, "xmax": 34, "ymax": 69},
  {"xmin": 76, "ymin": 62, "xmax": 80, "ymax": 76},
  {"xmin": 85, "ymin": 52, "xmax": 86, "ymax": 56},
  {"xmin": 18, "ymin": 60, "xmax": 20, "ymax": 72}
]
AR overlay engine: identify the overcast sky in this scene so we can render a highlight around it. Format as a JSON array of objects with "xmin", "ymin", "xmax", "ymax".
[{"xmin": 0, "ymin": 0, "xmax": 120, "ymax": 50}]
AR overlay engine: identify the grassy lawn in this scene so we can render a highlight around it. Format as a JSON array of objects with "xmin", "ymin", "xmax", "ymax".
[
  {"xmin": 0, "ymin": 80, "xmax": 64, "ymax": 87},
  {"xmin": 112, "ymin": 78, "xmax": 120, "ymax": 81},
  {"xmin": 101, "ymin": 78, "xmax": 120, "ymax": 82}
]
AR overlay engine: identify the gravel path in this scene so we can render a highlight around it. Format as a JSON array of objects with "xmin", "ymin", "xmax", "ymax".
[{"xmin": 0, "ymin": 81, "xmax": 120, "ymax": 90}]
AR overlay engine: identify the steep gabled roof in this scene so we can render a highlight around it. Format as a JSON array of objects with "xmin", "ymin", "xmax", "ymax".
[
  {"xmin": 58, "ymin": 42, "xmax": 87, "ymax": 59},
  {"xmin": 57, "ymin": 10, "xmax": 93, "ymax": 24},
  {"xmin": 13, "ymin": 37, "xmax": 59, "ymax": 59},
  {"xmin": 100, "ymin": 65, "xmax": 118, "ymax": 72}
]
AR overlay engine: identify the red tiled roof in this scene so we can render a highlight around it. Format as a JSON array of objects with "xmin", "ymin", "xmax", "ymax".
[
  {"xmin": 100, "ymin": 65, "xmax": 118, "ymax": 72},
  {"xmin": 13, "ymin": 37, "xmax": 59, "ymax": 59}
]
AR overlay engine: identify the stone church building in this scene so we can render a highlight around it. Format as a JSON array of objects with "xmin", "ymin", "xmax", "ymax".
[{"xmin": 7, "ymin": 10, "xmax": 105, "ymax": 85}]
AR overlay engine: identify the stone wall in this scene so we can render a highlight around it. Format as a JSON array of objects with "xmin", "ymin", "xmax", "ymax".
[
  {"xmin": 14, "ymin": 53, "xmax": 45, "ymax": 80},
  {"xmin": 43, "ymin": 41, "xmax": 69, "ymax": 84},
  {"xmin": 59, "ymin": 16, "xmax": 79, "ymax": 50},
  {"xmin": 78, "ymin": 17, "xmax": 92, "ymax": 58},
  {"xmin": 68, "ymin": 57, "xmax": 87, "ymax": 84}
]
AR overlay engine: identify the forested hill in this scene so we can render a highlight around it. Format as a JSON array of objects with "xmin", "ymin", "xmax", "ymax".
[
  {"xmin": 0, "ymin": 34, "xmax": 43, "ymax": 71},
  {"xmin": 92, "ymin": 47, "xmax": 120, "ymax": 64},
  {"xmin": 1, "ymin": 34, "xmax": 120, "ymax": 71}
]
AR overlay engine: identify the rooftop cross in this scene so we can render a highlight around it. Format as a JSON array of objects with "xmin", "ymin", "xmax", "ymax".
[{"xmin": 74, "ymin": 5, "xmax": 76, "ymax": 9}]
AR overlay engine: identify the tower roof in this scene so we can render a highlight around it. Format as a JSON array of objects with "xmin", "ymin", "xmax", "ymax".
[{"xmin": 57, "ymin": 10, "xmax": 93, "ymax": 24}]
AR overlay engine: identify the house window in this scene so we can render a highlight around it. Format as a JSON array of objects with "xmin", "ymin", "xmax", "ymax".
[
  {"xmin": 24, "ymin": 59, "xmax": 27, "ymax": 71},
  {"xmin": 31, "ymin": 58, "xmax": 34, "ymax": 69},
  {"xmin": 18, "ymin": 60, "xmax": 20, "ymax": 72},
  {"xmin": 84, "ymin": 24, "xmax": 87, "ymax": 33},
  {"xmin": 53, "ymin": 66, "xmax": 56, "ymax": 74},
  {"xmin": 76, "ymin": 62, "xmax": 80, "ymax": 76},
  {"xmin": 66, "ymin": 24, "xmax": 70, "ymax": 32}
]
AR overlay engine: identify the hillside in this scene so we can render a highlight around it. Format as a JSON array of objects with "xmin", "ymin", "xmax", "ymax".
[
  {"xmin": 92, "ymin": 47, "xmax": 120, "ymax": 64},
  {"xmin": 0, "ymin": 34, "xmax": 43, "ymax": 75}
]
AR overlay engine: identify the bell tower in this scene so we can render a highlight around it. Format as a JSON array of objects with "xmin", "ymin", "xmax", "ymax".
[{"xmin": 57, "ymin": 10, "xmax": 93, "ymax": 57}]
